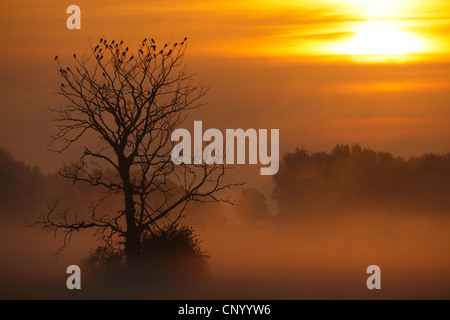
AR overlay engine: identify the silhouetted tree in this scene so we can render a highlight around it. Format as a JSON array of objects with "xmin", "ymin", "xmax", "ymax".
[
  {"xmin": 33, "ymin": 38, "xmax": 237, "ymax": 268},
  {"xmin": 234, "ymin": 188, "xmax": 270, "ymax": 224}
]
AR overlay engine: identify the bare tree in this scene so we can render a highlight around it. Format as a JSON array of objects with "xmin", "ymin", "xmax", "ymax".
[{"xmin": 34, "ymin": 37, "xmax": 237, "ymax": 268}]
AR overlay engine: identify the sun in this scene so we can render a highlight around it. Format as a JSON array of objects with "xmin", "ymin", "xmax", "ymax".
[{"xmin": 349, "ymin": 19, "xmax": 418, "ymax": 57}]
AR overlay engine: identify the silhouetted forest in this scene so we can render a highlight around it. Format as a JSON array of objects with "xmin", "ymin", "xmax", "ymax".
[
  {"xmin": 3, "ymin": 144, "xmax": 450, "ymax": 224},
  {"xmin": 0, "ymin": 148, "xmax": 45, "ymax": 213},
  {"xmin": 0, "ymin": 148, "xmax": 91, "ymax": 218},
  {"xmin": 274, "ymin": 144, "xmax": 450, "ymax": 220}
]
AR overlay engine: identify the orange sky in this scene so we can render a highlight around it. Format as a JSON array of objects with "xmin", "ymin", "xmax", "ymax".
[
  {"xmin": 0, "ymin": 0, "xmax": 449, "ymax": 172},
  {"xmin": 1, "ymin": 1, "xmax": 450, "ymax": 299},
  {"xmin": 1, "ymin": 0, "xmax": 450, "ymax": 58}
]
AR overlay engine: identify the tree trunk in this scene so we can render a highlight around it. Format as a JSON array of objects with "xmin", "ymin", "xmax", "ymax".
[
  {"xmin": 124, "ymin": 187, "xmax": 140, "ymax": 270},
  {"xmin": 119, "ymin": 155, "xmax": 141, "ymax": 270}
]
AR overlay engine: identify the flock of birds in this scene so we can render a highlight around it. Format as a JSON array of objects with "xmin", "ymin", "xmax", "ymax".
[
  {"xmin": 55, "ymin": 37, "xmax": 188, "ymax": 90},
  {"xmin": 54, "ymin": 37, "xmax": 188, "ymax": 64}
]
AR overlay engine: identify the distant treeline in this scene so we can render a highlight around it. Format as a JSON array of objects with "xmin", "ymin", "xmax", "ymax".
[
  {"xmin": 0, "ymin": 148, "xmax": 89, "ymax": 216},
  {"xmin": 2, "ymin": 145, "xmax": 450, "ymax": 220},
  {"xmin": 0, "ymin": 148, "xmax": 46, "ymax": 213},
  {"xmin": 273, "ymin": 144, "xmax": 450, "ymax": 218}
]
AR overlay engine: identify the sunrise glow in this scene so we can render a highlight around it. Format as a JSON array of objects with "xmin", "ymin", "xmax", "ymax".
[{"xmin": 349, "ymin": 21, "xmax": 419, "ymax": 56}]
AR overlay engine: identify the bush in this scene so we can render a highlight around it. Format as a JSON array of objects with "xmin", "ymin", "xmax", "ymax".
[{"xmin": 81, "ymin": 225, "xmax": 209, "ymax": 296}]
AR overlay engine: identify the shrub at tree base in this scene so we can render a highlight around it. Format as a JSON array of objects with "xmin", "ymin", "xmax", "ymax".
[{"xmin": 81, "ymin": 225, "xmax": 209, "ymax": 297}]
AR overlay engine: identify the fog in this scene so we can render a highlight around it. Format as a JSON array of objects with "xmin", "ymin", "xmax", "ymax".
[{"xmin": 1, "ymin": 146, "xmax": 449, "ymax": 299}]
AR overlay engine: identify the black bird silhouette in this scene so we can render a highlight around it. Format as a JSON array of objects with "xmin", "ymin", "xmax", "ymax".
[
  {"xmin": 153, "ymin": 54, "xmax": 156, "ymax": 58},
  {"xmin": 167, "ymin": 49, "xmax": 172, "ymax": 55},
  {"xmin": 139, "ymin": 49, "xmax": 143, "ymax": 54},
  {"xmin": 129, "ymin": 56, "xmax": 134, "ymax": 61},
  {"xmin": 184, "ymin": 37, "xmax": 188, "ymax": 41},
  {"xmin": 100, "ymin": 38, "xmax": 103, "ymax": 43},
  {"xmin": 151, "ymin": 38, "xmax": 155, "ymax": 44},
  {"xmin": 61, "ymin": 83, "xmax": 65, "ymax": 88},
  {"xmin": 54, "ymin": 55, "xmax": 58, "ymax": 60},
  {"xmin": 94, "ymin": 45, "xmax": 99, "ymax": 51},
  {"xmin": 173, "ymin": 42, "xmax": 178, "ymax": 46},
  {"xmin": 73, "ymin": 54, "xmax": 76, "ymax": 59},
  {"xmin": 159, "ymin": 50, "xmax": 163, "ymax": 54},
  {"xmin": 151, "ymin": 45, "xmax": 156, "ymax": 50},
  {"xmin": 120, "ymin": 40, "xmax": 123, "ymax": 44},
  {"xmin": 111, "ymin": 40, "xmax": 115, "ymax": 44},
  {"xmin": 126, "ymin": 47, "xmax": 129, "ymax": 51},
  {"xmin": 164, "ymin": 44, "xmax": 168, "ymax": 48}
]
